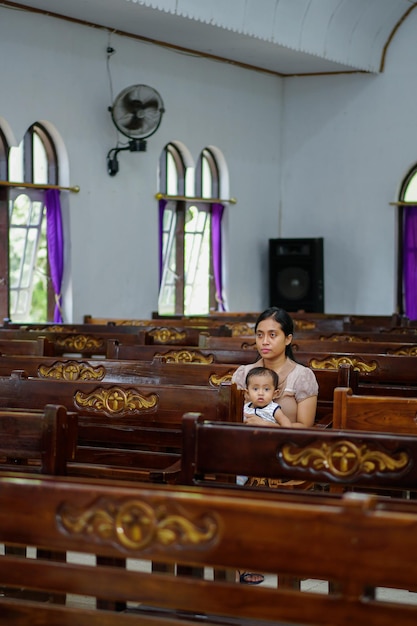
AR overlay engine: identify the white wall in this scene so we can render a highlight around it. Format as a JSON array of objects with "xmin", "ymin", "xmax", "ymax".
[
  {"xmin": 2, "ymin": 5, "xmax": 417, "ymax": 320},
  {"xmin": 281, "ymin": 9, "xmax": 417, "ymax": 315},
  {"xmin": 0, "ymin": 5, "xmax": 282, "ymax": 321}
]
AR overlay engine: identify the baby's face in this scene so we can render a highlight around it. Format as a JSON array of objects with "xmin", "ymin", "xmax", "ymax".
[{"xmin": 247, "ymin": 375, "xmax": 276, "ymax": 407}]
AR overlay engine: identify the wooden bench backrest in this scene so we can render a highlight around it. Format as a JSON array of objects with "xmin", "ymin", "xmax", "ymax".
[
  {"xmin": 333, "ymin": 386, "xmax": 417, "ymax": 434},
  {"xmin": 0, "ymin": 405, "xmax": 74, "ymax": 475},
  {"xmin": 180, "ymin": 412, "xmax": 417, "ymax": 491},
  {"xmin": 292, "ymin": 338, "xmax": 417, "ymax": 355},
  {"xmin": 0, "ymin": 337, "xmax": 54, "ymax": 356},
  {"xmin": 311, "ymin": 363, "xmax": 357, "ymax": 424},
  {"xmin": 106, "ymin": 339, "xmax": 259, "ymax": 364},
  {"xmin": 0, "ymin": 356, "xmax": 351, "ymax": 427},
  {"xmin": 0, "ymin": 354, "xmax": 238, "ymax": 387},
  {"xmin": 199, "ymin": 335, "xmax": 417, "ymax": 356},
  {"xmin": 2, "ymin": 474, "xmax": 417, "ymax": 625},
  {"xmin": 0, "ymin": 372, "xmax": 243, "ymax": 482},
  {"xmin": 296, "ymin": 351, "xmax": 417, "ymax": 388},
  {"xmin": 0, "ymin": 329, "xmax": 150, "ymax": 357},
  {"xmin": 0, "ymin": 370, "xmax": 237, "ymax": 425}
]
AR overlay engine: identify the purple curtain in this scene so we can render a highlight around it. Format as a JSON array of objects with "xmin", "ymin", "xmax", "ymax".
[
  {"xmin": 158, "ymin": 199, "xmax": 167, "ymax": 286},
  {"xmin": 404, "ymin": 205, "xmax": 417, "ymax": 320},
  {"xmin": 45, "ymin": 189, "xmax": 64, "ymax": 323},
  {"xmin": 212, "ymin": 203, "xmax": 225, "ymax": 311}
]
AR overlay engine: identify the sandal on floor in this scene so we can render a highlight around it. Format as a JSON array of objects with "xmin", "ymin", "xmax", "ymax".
[{"xmin": 239, "ymin": 572, "xmax": 264, "ymax": 585}]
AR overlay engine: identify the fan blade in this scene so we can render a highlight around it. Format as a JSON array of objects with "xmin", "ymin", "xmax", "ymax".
[
  {"xmin": 142, "ymin": 98, "xmax": 160, "ymax": 110},
  {"xmin": 124, "ymin": 115, "xmax": 144, "ymax": 131},
  {"xmin": 122, "ymin": 95, "xmax": 145, "ymax": 114}
]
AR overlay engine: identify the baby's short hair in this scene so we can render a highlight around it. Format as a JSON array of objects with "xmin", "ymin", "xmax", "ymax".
[{"xmin": 245, "ymin": 366, "xmax": 279, "ymax": 390}]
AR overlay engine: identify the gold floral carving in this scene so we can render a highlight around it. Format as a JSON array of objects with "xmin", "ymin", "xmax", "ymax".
[
  {"xmin": 388, "ymin": 346, "xmax": 417, "ymax": 356},
  {"xmin": 38, "ymin": 360, "xmax": 106, "ymax": 381},
  {"xmin": 281, "ymin": 440, "xmax": 409, "ymax": 478},
  {"xmin": 55, "ymin": 334, "xmax": 104, "ymax": 350},
  {"xmin": 294, "ymin": 320, "xmax": 316, "ymax": 330},
  {"xmin": 241, "ymin": 341, "xmax": 257, "ymax": 350},
  {"xmin": 148, "ymin": 327, "xmax": 186, "ymax": 343},
  {"xmin": 74, "ymin": 386, "xmax": 158, "ymax": 415},
  {"xmin": 155, "ymin": 350, "xmax": 214, "ymax": 364},
  {"xmin": 228, "ymin": 323, "xmax": 255, "ymax": 336},
  {"xmin": 209, "ymin": 372, "xmax": 234, "ymax": 386},
  {"xmin": 309, "ymin": 356, "xmax": 378, "ymax": 372},
  {"xmin": 320, "ymin": 334, "xmax": 370, "ymax": 342},
  {"xmin": 58, "ymin": 497, "xmax": 218, "ymax": 551},
  {"xmin": 38, "ymin": 325, "xmax": 78, "ymax": 333}
]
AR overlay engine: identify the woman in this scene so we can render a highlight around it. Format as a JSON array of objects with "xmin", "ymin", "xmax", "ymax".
[
  {"xmin": 233, "ymin": 307, "xmax": 319, "ymax": 585},
  {"xmin": 232, "ymin": 307, "xmax": 318, "ymax": 428}
]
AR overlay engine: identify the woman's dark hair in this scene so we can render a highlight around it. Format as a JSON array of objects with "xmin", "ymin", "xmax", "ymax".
[{"xmin": 255, "ymin": 307, "xmax": 296, "ymax": 360}]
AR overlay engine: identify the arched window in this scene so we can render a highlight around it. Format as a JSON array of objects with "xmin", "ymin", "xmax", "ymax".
[
  {"xmin": 0, "ymin": 127, "xmax": 10, "ymax": 320},
  {"xmin": 8, "ymin": 123, "xmax": 60, "ymax": 322},
  {"xmin": 158, "ymin": 143, "xmax": 227, "ymax": 315},
  {"xmin": 397, "ymin": 164, "xmax": 417, "ymax": 319}
]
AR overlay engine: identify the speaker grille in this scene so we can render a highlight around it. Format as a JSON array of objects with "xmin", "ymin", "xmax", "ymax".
[
  {"xmin": 277, "ymin": 267, "xmax": 310, "ymax": 301},
  {"xmin": 269, "ymin": 238, "xmax": 324, "ymax": 312}
]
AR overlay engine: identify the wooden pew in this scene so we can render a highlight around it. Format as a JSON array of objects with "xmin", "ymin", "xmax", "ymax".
[
  {"xmin": 0, "ymin": 352, "xmax": 353, "ymax": 430},
  {"xmin": 179, "ymin": 412, "xmax": 417, "ymax": 492},
  {"xmin": 292, "ymin": 333, "xmax": 417, "ymax": 356},
  {"xmin": 0, "ymin": 336, "xmax": 55, "ymax": 356},
  {"xmin": 0, "ymin": 324, "xmax": 232, "ymax": 349},
  {"xmin": 105, "ymin": 341, "xmax": 356, "ymax": 426},
  {"xmin": 106, "ymin": 339, "xmax": 259, "ymax": 364},
  {"xmin": 0, "ymin": 354, "xmax": 237, "ymax": 387},
  {"xmin": 0, "ymin": 404, "xmax": 75, "ymax": 475},
  {"xmin": 200, "ymin": 334, "xmax": 417, "ymax": 354},
  {"xmin": 0, "ymin": 371, "xmax": 242, "ymax": 482},
  {"xmin": 0, "ymin": 404, "xmax": 76, "ymax": 604},
  {"xmin": 0, "ymin": 328, "xmax": 147, "ymax": 357},
  {"xmin": 295, "ymin": 352, "xmax": 417, "ymax": 397},
  {"xmin": 2, "ymin": 474, "xmax": 417, "ymax": 625},
  {"xmin": 333, "ymin": 387, "xmax": 417, "ymax": 434}
]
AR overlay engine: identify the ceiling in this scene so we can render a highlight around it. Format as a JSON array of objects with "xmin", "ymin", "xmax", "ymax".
[{"xmin": 4, "ymin": 0, "xmax": 417, "ymax": 75}]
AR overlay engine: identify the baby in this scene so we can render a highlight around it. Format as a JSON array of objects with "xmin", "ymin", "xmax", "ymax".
[
  {"xmin": 244, "ymin": 366, "xmax": 281, "ymax": 424},
  {"xmin": 236, "ymin": 366, "xmax": 280, "ymax": 487}
]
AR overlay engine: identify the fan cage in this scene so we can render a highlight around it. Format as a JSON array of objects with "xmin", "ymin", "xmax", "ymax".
[{"xmin": 111, "ymin": 84, "xmax": 165, "ymax": 140}]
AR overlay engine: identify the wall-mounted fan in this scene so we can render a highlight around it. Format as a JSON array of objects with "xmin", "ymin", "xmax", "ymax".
[{"xmin": 106, "ymin": 84, "xmax": 165, "ymax": 176}]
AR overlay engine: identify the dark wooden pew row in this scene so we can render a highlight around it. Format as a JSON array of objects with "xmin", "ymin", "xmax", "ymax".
[
  {"xmin": 333, "ymin": 386, "xmax": 417, "ymax": 434},
  {"xmin": 295, "ymin": 352, "xmax": 417, "ymax": 397},
  {"xmin": 179, "ymin": 407, "xmax": 417, "ymax": 589},
  {"xmin": 106, "ymin": 339, "xmax": 259, "ymax": 364},
  {"xmin": 0, "ymin": 354, "xmax": 237, "ymax": 387},
  {"xmin": 179, "ymin": 412, "xmax": 417, "ymax": 493},
  {"xmin": 0, "ymin": 404, "xmax": 76, "ymax": 604},
  {"xmin": 293, "ymin": 333, "xmax": 417, "ymax": 355},
  {"xmin": 0, "ymin": 324, "xmax": 233, "ymax": 350},
  {"xmin": 2, "ymin": 474, "xmax": 417, "ymax": 625},
  {"xmin": 200, "ymin": 334, "xmax": 417, "ymax": 353},
  {"xmin": 93, "ymin": 310, "xmax": 409, "ymax": 331},
  {"xmin": 0, "ymin": 353, "xmax": 353, "ymax": 428},
  {"xmin": 0, "ymin": 371, "xmax": 242, "ymax": 482},
  {"xmin": 0, "ymin": 336, "xmax": 55, "ymax": 356},
  {"xmin": 0, "ymin": 404, "xmax": 75, "ymax": 476},
  {"xmin": 0, "ymin": 328, "xmax": 149, "ymax": 357}
]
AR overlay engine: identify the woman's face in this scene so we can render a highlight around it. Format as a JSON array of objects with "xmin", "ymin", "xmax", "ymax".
[{"xmin": 255, "ymin": 317, "xmax": 292, "ymax": 362}]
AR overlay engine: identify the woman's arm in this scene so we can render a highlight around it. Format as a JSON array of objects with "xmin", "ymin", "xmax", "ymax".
[
  {"xmin": 291, "ymin": 395, "xmax": 317, "ymax": 428},
  {"xmin": 271, "ymin": 396, "xmax": 316, "ymax": 428}
]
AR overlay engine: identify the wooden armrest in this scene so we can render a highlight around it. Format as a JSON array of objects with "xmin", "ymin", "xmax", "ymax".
[{"xmin": 149, "ymin": 459, "xmax": 181, "ymax": 484}]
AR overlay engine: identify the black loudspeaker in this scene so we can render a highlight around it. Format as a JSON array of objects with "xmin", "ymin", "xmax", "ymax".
[{"xmin": 269, "ymin": 238, "xmax": 324, "ymax": 312}]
